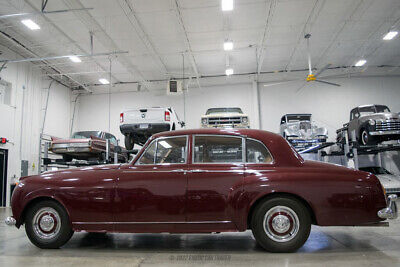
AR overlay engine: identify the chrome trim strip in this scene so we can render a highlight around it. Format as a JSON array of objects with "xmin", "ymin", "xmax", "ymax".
[
  {"xmin": 370, "ymin": 130, "xmax": 400, "ymax": 136},
  {"xmin": 73, "ymin": 221, "xmax": 232, "ymax": 225}
]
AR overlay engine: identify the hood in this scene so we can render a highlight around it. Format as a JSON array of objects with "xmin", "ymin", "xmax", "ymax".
[
  {"xmin": 284, "ymin": 121, "xmax": 327, "ymax": 139},
  {"xmin": 360, "ymin": 112, "xmax": 400, "ymax": 121},
  {"xmin": 202, "ymin": 112, "xmax": 247, "ymax": 118},
  {"xmin": 375, "ymin": 174, "xmax": 400, "ymax": 189},
  {"xmin": 20, "ymin": 164, "xmax": 121, "ymax": 181}
]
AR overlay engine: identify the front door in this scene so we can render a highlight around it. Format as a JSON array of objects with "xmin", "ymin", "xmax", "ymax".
[
  {"xmin": 186, "ymin": 135, "xmax": 245, "ymax": 226},
  {"xmin": 115, "ymin": 136, "xmax": 188, "ymax": 232}
]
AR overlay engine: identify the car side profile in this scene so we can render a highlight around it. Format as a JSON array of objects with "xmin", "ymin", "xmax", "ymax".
[{"xmin": 6, "ymin": 129, "xmax": 398, "ymax": 252}]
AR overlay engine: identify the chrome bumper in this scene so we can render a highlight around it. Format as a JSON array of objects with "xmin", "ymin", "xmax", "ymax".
[
  {"xmin": 378, "ymin": 194, "xmax": 398, "ymax": 219},
  {"xmin": 5, "ymin": 216, "xmax": 16, "ymax": 226},
  {"xmin": 370, "ymin": 130, "xmax": 400, "ymax": 136}
]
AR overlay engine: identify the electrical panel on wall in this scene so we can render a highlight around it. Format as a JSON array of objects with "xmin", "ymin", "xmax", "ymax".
[{"xmin": 167, "ymin": 80, "xmax": 182, "ymax": 95}]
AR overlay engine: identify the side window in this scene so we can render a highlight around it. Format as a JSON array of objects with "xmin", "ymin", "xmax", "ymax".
[
  {"xmin": 193, "ymin": 135, "xmax": 243, "ymax": 163},
  {"xmin": 155, "ymin": 137, "xmax": 187, "ymax": 164},
  {"xmin": 246, "ymin": 139, "xmax": 273, "ymax": 164},
  {"xmin": 138, "ymin": 141, "xmax": 156, "ymax": 165},
  {"xmin": 110, "ymin": 135, "xmax": 118, "ymax": 146}
]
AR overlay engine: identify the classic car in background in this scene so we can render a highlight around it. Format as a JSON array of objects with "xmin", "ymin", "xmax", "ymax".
[
  {"xmin": 336, "ymin": 104, "xmax": 400, "ymax": 146},
  {"xmin": 359, "ymin": 166, "xmax": 400, "ymax": 196},
  {"xmin": 6, "ymin": 129, "xmax": 397, "ymax": 252},
  {"xmin": 201, "ymin": 107, "xmax": 249, "ymax": 128},
  {"xmin": 50, "ymin": 131, "xmax": 127, "ymax": 162},
  {"xmin": 120, "ymin": 107, "xmax": 185, "ymax": 150},
  {"xmin": 280, "ymin": 114, "xmax": 328, "ymax": 150}
]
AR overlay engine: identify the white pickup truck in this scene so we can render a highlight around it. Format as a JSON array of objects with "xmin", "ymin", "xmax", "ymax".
[{"xmin": 120, "ymin": 107, "xmax": 184, "ymax": 150}]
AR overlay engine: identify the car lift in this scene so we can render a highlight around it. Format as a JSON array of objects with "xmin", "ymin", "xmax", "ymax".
[{"xmin": 299, "ymin": 129, "xmax": 400, "ymax": 170}]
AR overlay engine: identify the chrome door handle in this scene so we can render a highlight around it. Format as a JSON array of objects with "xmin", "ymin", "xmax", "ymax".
[{"xmin": 190, "ymin": 169, "xmax": 206, "ymax": 173}]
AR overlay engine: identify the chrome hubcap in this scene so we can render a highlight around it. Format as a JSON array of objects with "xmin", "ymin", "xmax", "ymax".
[
  {"xmin": 263, "ymin": 206, "xmax": 299, "ymax": 243},
  {"xmin": 33, "ymin": 207, "xmax": 61, "ymax": 240},
  {"xmin": 362, "ymin": 131, "xmax": 368, "ymax": 145}
]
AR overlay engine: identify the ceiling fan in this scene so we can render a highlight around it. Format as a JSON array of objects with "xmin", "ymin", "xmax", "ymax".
[{"xmin": 264, "ymin": 33, "xmax": 341, "ymax": 91}]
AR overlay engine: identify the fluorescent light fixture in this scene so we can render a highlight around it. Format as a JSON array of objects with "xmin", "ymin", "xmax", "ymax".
[
  {"xmin": 225, "ymin": 68, "xmax": 234, "ymax": 76},
  {"xmin": 69, "ymin": 56, "xmax": 81, "ymax": 63},
  {"xmin": 222, "ymin": 0, "xmax": 233, "ymax": 11},
  {"xmin": 159, "ymin": 140, "xmax": 172, "ymax": 149},
  {"xmin": 383, "ymin": 31, "xmax": 398, "ymax": 40},
  {"xmin": 21, "ymin": 19, "xmax": 40, "ymax": 30},
  {"xmin": 99, "ymin": 78, "xmax": 110, "ymax": 84},
  {"xmin": 224, "ymin": 41, "xmax": 233, "ymax": 51},
  {"xmin": 354, "ymin": 59, "xmax": 367, "ymax": 67}
]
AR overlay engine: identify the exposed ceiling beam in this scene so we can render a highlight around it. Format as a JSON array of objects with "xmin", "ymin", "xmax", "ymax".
[
  {"xmin": 173, "ymin": 0, "xmax": 201, "ymax": 89},
  {"xmin": 257, "ymin": 0, "xmax": 276, "ymax": 75},
  {"xmin": 117, "ymin": 0, "xmax": 169, "ymax": 75},
  {"xmin": 60, "ymin": 0, "xmax": 151, "ymax": 90},
  {"xmin": 0, "ymin": 8, "xmax": 93, "ymax": 19},
  {"xmin": 22, "ymin": 0, "xmax": 121, "ymax": 85}
]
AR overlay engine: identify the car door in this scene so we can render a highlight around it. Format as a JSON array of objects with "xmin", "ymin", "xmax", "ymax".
[
  {"xmin": 186, "ymin": 135, "xmax": 245, "ymax": 225},
  {"xmin": 115, "ymin": 136, "xmax": 188, "ymax": 232}
]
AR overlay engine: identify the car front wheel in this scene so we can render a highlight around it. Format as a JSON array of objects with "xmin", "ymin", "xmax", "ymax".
[
  {"xmin": 360, "ymin": 129, "xmax": 376, "ymax": 146},
  {"xmin": 25, "ymin": 200, "xmax": 73, "ymax": 249},
  {"xmin": 251, "ymin": 197, "xmax": 311, "ymax": 252}
]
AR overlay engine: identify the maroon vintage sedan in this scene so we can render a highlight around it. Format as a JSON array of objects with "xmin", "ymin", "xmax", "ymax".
[{"xmin": 5, "ymin": 129, "xmax": 398, "ymax": 252}]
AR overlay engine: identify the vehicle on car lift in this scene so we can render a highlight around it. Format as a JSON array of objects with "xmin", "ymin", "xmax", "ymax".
[
  {"xmin": 359, "ymin": 166, "xmax": 400, "ymax": 196},
  {"xmin": 6, "ymin": 128, "xmax": 398, "ymax": 252},
  {"xmin": 280, "ymin": 114, "xmax": 328, "ymax": 150},
  {"xmin": 201, "ymin": 107, "xmax": 250, "ymax": 128},
  {"xmin": 120, "ymin": 107, "xmax": 185, "ymax": 150},
  {"xmin": 50, "ymin": 131, "xmax": 127, "ymax": 162},
  {"xmin": 337, "ymin": 104, "xmax": 400, "ymax": 146}
]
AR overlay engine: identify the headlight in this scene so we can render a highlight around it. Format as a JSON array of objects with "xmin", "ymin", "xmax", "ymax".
[
  {"xmin": 368, "ymin": 119, "xmax": 376, "ymax": 126},
  {"xmin": 201, "ymin": 118, "xmax": 208, "ymax": 125},
  {"xmin": 241, "ymin": 117, "xmax": 248, "ymax": 123}
]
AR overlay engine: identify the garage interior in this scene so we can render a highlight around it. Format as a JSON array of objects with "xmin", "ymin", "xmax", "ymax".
[{"xmin": 1, "ymin": 0, "xmax": 400, "ymax": 266}]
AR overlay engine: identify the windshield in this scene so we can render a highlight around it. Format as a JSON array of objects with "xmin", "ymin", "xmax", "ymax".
[
  {"xmin": 286, "ymin": 114, "xmax": 311, "ymax": 122},
  {"xmin": 360, "ymin": 166, "xmax": 392, "ymax": 175},
  {"xmin": 359, "ymin": 105, "xmax": 390, "ymax": 116},
  {"xmin": 206, "ymin": 108, "xmax": 243, "ymax": 115},
  {"xmin": 71, "ymin": 131, "xmax": 102, "ymax": 139}
]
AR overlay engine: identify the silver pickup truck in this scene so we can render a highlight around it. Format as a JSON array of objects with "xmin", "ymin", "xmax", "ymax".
[{"xmin": 337, "ymin": 104, "xmax": 400, "ymax": 146}]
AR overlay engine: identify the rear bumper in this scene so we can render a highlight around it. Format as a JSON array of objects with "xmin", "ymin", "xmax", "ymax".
[
  {"xmin": 378, "ymin": 194, "xmax": 398, "ymax": 219},
  {"xmin": 120, "ymin": 123, "xmax": 170, "ymax": 135},
  {"xmin": 370, "ymin": 130, "xmax": 400, "ymax": 136}
]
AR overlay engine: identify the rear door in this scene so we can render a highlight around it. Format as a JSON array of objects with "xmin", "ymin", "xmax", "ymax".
[{"xmin": 186, "ymin": 135, "xmax": 245, "ymax": 224}]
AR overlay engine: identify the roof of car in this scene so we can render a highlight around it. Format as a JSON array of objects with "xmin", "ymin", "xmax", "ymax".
[
  {"xmin": 284, "ymin": 113, "xmax": 312, "ymax": 116},
  {"xmin": 152, "ymin": 128, "xmax": 279, "ymax": 139}
]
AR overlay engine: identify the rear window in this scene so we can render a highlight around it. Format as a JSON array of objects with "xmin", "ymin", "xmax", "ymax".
[
  {"xmin": 71, "ymin": 131, "xmax": 102, "ymax": 139},
  {"xmin": 193, "ymin": 135, "xmax": 243, "ymax": 163}
]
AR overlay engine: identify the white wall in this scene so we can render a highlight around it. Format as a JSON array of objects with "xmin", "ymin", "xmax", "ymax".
[
  {"xmin": 75, "ymin": 83, "xmax": 256, "ymax": 143},
  {"xmin": 0, "ymin": 44, "xmax": 72, "ymax": 206},
  {"xmin": 260, "ymin": 76, "xmax": 400, "ymax": 139}
]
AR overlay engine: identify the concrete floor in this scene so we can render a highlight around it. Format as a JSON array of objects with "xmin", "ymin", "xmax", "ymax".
[{"xmin": 1, "ymin": 208, "xmax": 400, "ymax": 267}]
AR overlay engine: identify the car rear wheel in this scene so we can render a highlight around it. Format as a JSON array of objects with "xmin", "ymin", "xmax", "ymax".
[
  {"xmin": 25, "ymin": 200, "xmax": 73, "ymax": 249},
  {"xmin": 124, "ymin": 135, "xmax": 134, "ymax": 150},
  {"xmin": 251, "ymin": 197, "xmax": 311, "ymax": 253}
]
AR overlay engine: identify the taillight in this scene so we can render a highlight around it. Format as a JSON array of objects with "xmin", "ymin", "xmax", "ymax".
[
  {"xmin": 120, "ymin": 113, "xmax": 124, "ymax": 123},
  {"xmin": 165, "ymin": 111, "xmax": 170, "ymax": 121}
]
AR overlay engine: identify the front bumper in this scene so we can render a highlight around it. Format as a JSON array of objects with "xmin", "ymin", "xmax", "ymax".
[
  {"xmin": 370, "ymin": 130, "xmax": 400, "ymax": 136},
  {"xmin": 202, "ymin": 124, "xmax": 249, "ymax": 129},
  {"xmin": 378, "ymin": 194, "xmax": 398, "ymax": 219},
  {"xmin": 5, "ymin": 216, "xmax": 16, "ymax": 226}
]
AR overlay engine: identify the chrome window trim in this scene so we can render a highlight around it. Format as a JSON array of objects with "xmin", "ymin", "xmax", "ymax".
[
  {"xmin": 136, "ymin": 135, "xmax": 189, "ymax": 166},
  {"xmin": 192, "ymin": 134, "xmax": 245, "ymax": 165},
  {"xmin": 245, "ymin": 138, "xmax": 275, "ymax": 165}
]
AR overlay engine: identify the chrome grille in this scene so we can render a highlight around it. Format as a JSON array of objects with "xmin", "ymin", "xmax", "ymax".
[
  {"xmin": 299, "ymin": 121, "xmax": 311, "ymax": 131},
  {"xmin": 375, "ymin": 120, "xmax": 400, "ymax": 131},
  {"xmin": 208, "ymin": 117, "xmax": 242, "ymax": 125}
]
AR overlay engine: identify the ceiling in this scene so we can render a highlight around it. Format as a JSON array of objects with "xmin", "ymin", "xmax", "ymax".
[{"xmin": 0, "ymin": 0, "xmax": 399, "ymax": 92}]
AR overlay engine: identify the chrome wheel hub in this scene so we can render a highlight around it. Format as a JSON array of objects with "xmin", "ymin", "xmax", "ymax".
[
  {"xmin": 33, "ymin": 207, "xmax": 61, "ymax": 240},
  {"xmin": 263, "ymin": 206, "xmax": 299, "ymax": 243}
]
